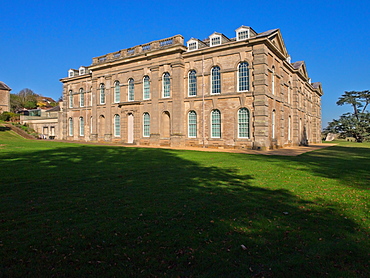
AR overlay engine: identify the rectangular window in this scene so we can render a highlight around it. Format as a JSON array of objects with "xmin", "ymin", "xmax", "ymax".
[
  {"xmin": 211, "ymin": 110, "xmax": 221, "ymax": 138},
  {"xmin": 143, "ymin": 113, "xmax": 150, "ymax": 137},
  {"xmin": 211, "ymin": 37, "xmax": 221, "ymax": 46},
  {"xmin": 188, "ymin": 111, "xmax": 197, "ymax": 138},
  {"xmin": 188, "ymin": 42, "xmax": 197, "ymax": 51},
  {"xmin": 238, "ymin": 30, "xmax": 249, "ymax": 40}
]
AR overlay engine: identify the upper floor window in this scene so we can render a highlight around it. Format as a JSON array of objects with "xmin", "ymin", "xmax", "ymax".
[
  {"xmin": 238, "ymin": 108, "xmax": 250, "ymax": 138},
  {"xmin": 143, "ymin": 113, "xmax": 150, "ymax": 137},
  {"xmin": 188, "ymin": 111, "xmax": 197, "ymax": 138},
  {"xmin": 79, "ymin": 67, "xmax": 86, "ymax": 75},
  {"xmin": 79, "ymin": 117, "xmax": 84, "ymax": 136},
  {"xmin": 188, "ymin": 42, "xmax": 197, "ymax": 51},
  {"xmin": 188, "ymin": 70, "xmax": 197, "ymax": 97},
  {"xmin": 79, "ymin": 88, "xmax": 84, "ymax": 107},
  {"xmin": 143, "ymin": 76, "xmax": 150, "ymax": 100},
  {"xmin": 114, "ymin": 81, "xmax": 120, "ymax": 103},
  {"xmin": 238, "ymin": 62, "xmax": 249, "ymax": 92},
  {"xmin": 128, "ymin": 78, "xmax": 134, "ymax": 101},
  {"xmin": 211, "ymin": 66, "xmax": 221, "ymax": 95},
  {"xmin": 68, "ymin": 117, "xmax": 73, "ymax": 136},
  {"xmin": 271, "ymin": 67, "xmax": 275, "ymax": 95},
  {"xmin": 68, "ymin": 90, "xmax": 73, "ymax": 108},
  {"xmin": 100, "ymin": 83, "xmax": 105, "ymax": 104},
  {"xmin": 68, "ymin": 69, "xmax": 75, "ymax": 78},
  {"xmin": 210, "ymin": 36, "xmax": 221, "ymax": 47},
  {"xmin": 162, "ymin": 72, "xmax": 170, "ymax": 98},
  {"xmin": 211, "ymin": 109, "xmax": 221, "ymax": 138},
  {"xmin": 114, "ymin": 114, "xmax": 120, "ymax": 137}
]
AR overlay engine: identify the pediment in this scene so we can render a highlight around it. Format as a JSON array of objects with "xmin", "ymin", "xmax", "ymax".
[{"xmin": 267, "ymin": 30, "xmax": 288, "ymax": 57}]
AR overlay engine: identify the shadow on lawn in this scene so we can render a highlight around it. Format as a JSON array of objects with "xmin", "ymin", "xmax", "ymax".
[{"xmin": 1, "ymin": 145, "xmax": 368, "ymax": 277}]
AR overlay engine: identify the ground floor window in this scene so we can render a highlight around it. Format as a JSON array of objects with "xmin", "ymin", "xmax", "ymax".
[
  {"xmin": 238, "ymin": 108, "xmax": 250, "ymax": 138},
  {"xmin": 211, "ymin": 109, "xmax": 221, "ymax": 138},
  {"xmin": 188, "ymin": 111, "xmax": 197, "ymax": 138},
  {"xmin": 143, "ymin": 113, "xmax": 150, "ymax": 137}
]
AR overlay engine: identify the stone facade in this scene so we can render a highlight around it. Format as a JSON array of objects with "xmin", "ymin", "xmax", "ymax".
[
  {"xmin": 0, "ymin": 81, "xmax": 11, "ymax": 113},
  {"xmin": 60, "ymin": 26, "xmax": 323, "ymax": 150}
]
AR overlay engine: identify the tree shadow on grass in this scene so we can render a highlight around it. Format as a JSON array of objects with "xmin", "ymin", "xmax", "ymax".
[{"xmin": 0, "ymin": 145, "xmax": 368, "ymax": 277}]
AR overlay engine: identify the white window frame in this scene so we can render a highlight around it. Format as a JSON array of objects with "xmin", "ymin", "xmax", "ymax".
[
  {"xmin": 114, "ymin": 114, "xmax": 120, "ymax": 137},
  {"xmin": 79, "ymin": 117, "xmax": 84, "ymax": 136},
  {"xmin": 162, "ymin": 72, "xmax": 170, "ymax": 98},
  {"xmin": 143, "ymin": 113, "xmax": 150, "ymax": 137},
  {"xmin": 237, "ymin": 62, "xmax": 249, "ymax": 92},
  {"xmin": 100, "ymin": 83, "xmax": 105, "ymax": 104},
  {"xmin": 211, "ymin": 66, "xmax": 221, "ymax": 95},
  {"xmin": 188, "ymin": 70, "xmax": 197, "ymax": 97},
  {"xmin": 211, "ymin": 109, "xmax": 221, "ymax": 138},
  {"xmin": 68, "ymin": 117, "xmax": 73, "ymax": 136},
  {"xmin": 68, "ymin": 90, "xmax": 73, "ymax": 108},
  {"xmin": 128, "ymin": 78, "xmax": 134, "ymax": 101},
  {"xmin": 143, "ymin": 76, "xmax": 150, "ymax": 100},
  {"xmin": 79, "ymin": 88, "xmax": 84, "ymax": 107},
  {"xmin": 114, "ymin": 81, "xmax": 120, "ymax": 103},
  {"xmin": 238, "ymin": 108, "xmax": 250, "ymax": 138},
  {"xmin": 210, "ymin": 36, "xmax": 221, "ymax": 47},
  {"xmin": 188, "ymin": 111, "xmax": 197, "ymax": 138}
]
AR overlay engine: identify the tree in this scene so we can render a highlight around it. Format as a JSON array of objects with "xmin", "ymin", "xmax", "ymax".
[
  {"xmin": 326, "ymin": 90, "xmax": 370, "ymax": 142},
  {"xmin": 10, "ymin": 88, "xmax": 39, "ymax": 112}
]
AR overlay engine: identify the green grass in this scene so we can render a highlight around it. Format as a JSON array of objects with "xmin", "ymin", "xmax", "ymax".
[{"xmin": 0, "ymin": 131, "xmax": 369, "ymax": 277}]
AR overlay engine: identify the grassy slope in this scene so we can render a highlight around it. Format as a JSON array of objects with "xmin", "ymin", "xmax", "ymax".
[{"xmin": 0, "ymin": 131, "xmax": 369, "ymax": 277}]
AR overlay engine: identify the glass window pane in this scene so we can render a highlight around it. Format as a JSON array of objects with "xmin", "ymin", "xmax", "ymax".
[
  {"xmin": 238, "ymin": 108, "xmax": 249, "ymax": 138},
  {"xmin": 188, "ymin": 111, "xmax": 197, "ymax": 137},
  {"xmin": 211, "ymin": 110, "xmax": 221, "ymax": 138},
  {"xmin": 188, "ymin": 70, "xmax": 197, "ymax": 96},
  {"xmin": 211, "ymin": 67, "xmax": 221, "ymax": 94}
]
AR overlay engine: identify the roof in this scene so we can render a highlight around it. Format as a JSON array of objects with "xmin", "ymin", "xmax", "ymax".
[
  {"xmin": 291, "ymin": 61, "xmax": 304, "ymax": 69},
  {"xmin": 46, "ymin": 105, "xmax": 61, "ymax": 112},
  {"xmin": 0, "ymin": 81, "xmax": 11, "ymax": 91},
  {"xmin": 255, "ymin": 28, "xmax": 279, "ymax": 38},
  {"xmin": 311, "ymin": 82, "xmax": 322, "ymax": 89}
]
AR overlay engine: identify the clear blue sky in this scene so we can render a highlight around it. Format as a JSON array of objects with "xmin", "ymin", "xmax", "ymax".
[{"xmin": 1, "ymin": 0, "xmax": 369, "ymax": 127}]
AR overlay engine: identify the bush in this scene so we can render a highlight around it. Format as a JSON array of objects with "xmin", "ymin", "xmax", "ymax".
[{"xmin": 0, "ymin": 112, "xmax": 19, "ymax": 122}]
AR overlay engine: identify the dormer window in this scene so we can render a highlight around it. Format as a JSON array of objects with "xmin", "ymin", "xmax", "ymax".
[
  {"xmin": 210, "ymin": 36, "xmax": 221, "ymax": 47},
  {"xmin": 209, "ymin": 32, "xmax": 229, "ymax": 47},
  {"xmin": 188, "ymin": 42, "xmax": 197, "ymax": 51},
  {"xmin": 79, "ymin": 67, "xmax": 86, "ymax": 75},
  {"xmin": 68, "ymin": 69, "xmax": 74, "ymax": 78},
  {"xmin": 236, "ymin": 26, "xmax": 256, "ymax": 41}
]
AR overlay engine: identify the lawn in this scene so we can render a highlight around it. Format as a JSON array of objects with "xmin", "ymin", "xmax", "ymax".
[{"xmin": 0, "ymin": 130, "xmax": 369, "ymax": 277}]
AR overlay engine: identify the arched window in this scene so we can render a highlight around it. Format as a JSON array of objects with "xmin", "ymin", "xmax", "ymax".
[
  {"xmin": 69, "ymin": 90, "xmax": 73, "ymax": 108},
  {"xmin": 188, "ymin": 111, "xmax": 197, "ymax": 138},
  {"xmin": 68, "ymin": 117, "xmax": 73, "ymax": 136},
  {"xmin": 188, "ymin": 70, "xmax": 197, "ymax": 96},
  {"xmin": 79, "ymin": 117, "xmax": 84, "ymax": 136},
  {"xmin": 114, "ymin": 81, "xmax": 120, "ymax": 103},
  {"xmin": 271, "ymin": 67, "xmax": 275, "ymax": 95},
  {"xmin": 238, "ymin": 62, "xmax": 249, "ymax": 91},
  {"xmin": 238, "ymin": 108, "xmax": 250, "ymax": 138},
  {"xmin": 90, "ymin": 116, "xmax": 93, "ymax": 134},
  {"xmin": 143, "ymin": 76, "xmax": 150, "ymax": 100},
  {"xmin": 272, "ymin": 110, "xmax": 276, "ymax": 139},
  {"xmin": 163, "ymin": 72, "xmax": 171, "ymax": 98},
  {"xmin": 143, "ymin": 113, "xmax": 150, "ymax": 137},
  {"xmin": 211, "ymin": 66, "xmax": 221, "ymax": 94},
  {"xmin": 79, "ymin": 88, "xmax": 84, "ymax": 107},
  {"xmin": 211, "ymin": 109, "xmax": 221, "ymax": 138},
  {"xmin": 128, "ymin": 78, "xmax": 134, "ymax": 101},
  {"xmin": 288, "ymin": 115, "xmax": 292, "ymax": 141},
  {"xmin": 100, "ymin": 83, "xmax": 105, "ymax": 104},
  {"xmin": 114, "ymin": 114, "xmax": 120, "ymax": 137}
]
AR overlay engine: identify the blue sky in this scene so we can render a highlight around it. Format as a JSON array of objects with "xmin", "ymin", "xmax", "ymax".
[{"xmin": 1, "ymin": 0, "xmax": 369, "ymax": 127}]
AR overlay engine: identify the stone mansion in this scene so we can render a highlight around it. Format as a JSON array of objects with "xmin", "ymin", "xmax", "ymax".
[{"xmin": 60, "ymin": 26, "xmax": 323, "ymax": 150}]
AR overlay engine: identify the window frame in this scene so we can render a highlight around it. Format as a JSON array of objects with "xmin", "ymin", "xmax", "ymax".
[
  {"xmin": 79, "ymin": 88, "xmax": 84, "ymax": 107},
  {"xmin": 188, "ymin": 110, "xmax": 197, "ymax": 138},
  {"xmin": 68, "ymin": 117, "xmax": 73, "ymax": 136},
  {"xmin": 79, "ymin": 117, "xmax": 84, "ymax": 137},
  {"xmin": 128, "ymin": 78, "xmax": 135, "ymax": 101},
  {"xmin": 114, "ymin": 114, "xmax": 120, "ymax": 137},
  {"xmin": 99, "ymin": 83, "xmax": 105, "ymax": 104},
  {"xmin": 162, "ymin": 72, "xmax": 171, "ymax": 98},
  {"xmin": 211, "ymin": 109, "xmax": 221, "ymax": 138},
  {"xmin": 238, "ymin": 62, "xmax": 250, "ymax": 92},
  {"xmin": 188, "ymin": 70, "xmax": 197, "ymax": 97},
  {"xmin": 114, "ymin": 81, "xmax": 120, "ymax": 103},
  {"xmin": 143, "ymin": 76, "xmax": 150, "ymax": 100},
  {"xmin": 238, "ymin": 108, "xmax": 250, "ymax": 138},
  {"xmin": 68, "ymin": 90, "xmax": 73, "ymax": 108},
  {"xmin": 143, "ymin": 113, "xmax": 150, "ymax": 137},
  {"xmin": 211, "ymin": 66, "xmax": 221, "ymax": 95}
]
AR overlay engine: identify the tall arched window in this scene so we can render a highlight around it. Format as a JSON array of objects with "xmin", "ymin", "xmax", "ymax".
[
  {"xmin": 143, "ymin": 76, "xmax": 150, "ymax": 100},
  {"xmin": 211, "ymin": 66, "xmax": 221, "ymax": 94},
  {"xmin": 163, "ymin": 72, "xmax": 170, "ymax": 98},
  {"xmin": 143, "ymin": 113, "xmax": 150, "ymax": 137},
  {"xmin": 69, "ymin": 90, "xmax": 73, "ymax": 108},
  {"xmin": 288, "ymin": 115, "xmax": 292, "ymax": 141},
  {"xmin": 114, "ymin": 81, "xmax": 120, "ymax": 103},
  {"xmin": 188, "ymin": 70, "xmax": 197, "ymax": 96},
  {"xmin": 114, "ymin": 114, "xmax": 120, "ymax": 137},
  {"xmin": 68, "ymin": 117, "xmax": 73, "ymax": 136},
  {"xmin": 238, "ymin": 108, "xmax": 250, "ymax": 138},
  {"xmin": 211, "ymin": 109, "xmax": 221, "ymax": 138},
  {"xmin": 79, "ymin": 88, "xmax": 84, "ymax": 107},
  {"xmin": 128, "ymin": 78, "xmax": 134, "ymax": 101},
  {"xmin": 90, "ymin": 116, "xmax": 93, "ymax": 134},
  {"xmin": 79, "ymin": 117, "xmax": 84, "ymax": 136},
  {"xmin": 188, "ymin": 111, "xmax": 197, "ymax": 138},
  {"xmin": 100, "ymin": 83, "xmax": 105, "ymax": 104},
  {"xmin": 271, "ymin": 67, "xmax": 275, "ymax": 95},
  {"xmin": 238, "ymin": 62, "xmax": 249, "ymax": 91},
  {"xmin": 272, "ymin": 110, "xmax": 276, "ymax": 139}
]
